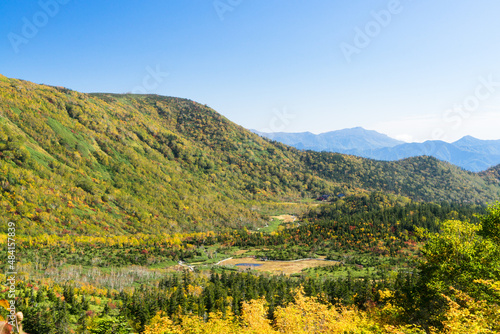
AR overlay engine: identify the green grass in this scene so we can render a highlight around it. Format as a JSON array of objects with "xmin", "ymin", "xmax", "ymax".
[
  {"xmin": 258, "ymin": 218, "xmax": 284, "ymax": 233},
  {"xmin": 149, "ymin": 259, "xmax": 178, "ymax": 269},
  {"xmin": 303, "ymin": 251, "xmax": 415, "ymax": 279},
  {"xmin": 184, "ymin": 251, "xmax": 232, "ymax": 265},
  {"xmin": 46, "ymin": 117, "xmax": 80, "ymax": 148},
  {"xmin": 25, "ymin": 145, "xmax": 53, "ymax": 167}
]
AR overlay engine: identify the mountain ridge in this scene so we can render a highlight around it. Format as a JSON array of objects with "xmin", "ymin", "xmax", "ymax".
[
  {"xmin": 255, "ymin": 128, "xmax": 500, "ymax": 172},
  {"xmin": 252, "ymin": 127, "xmax": 404, "ymax": 152}
]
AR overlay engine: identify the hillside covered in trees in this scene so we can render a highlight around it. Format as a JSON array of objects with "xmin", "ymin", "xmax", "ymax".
[
  {"xmin": 1, "ymin": 74, "xmax": 500, "ymax": 333},
  {"xmin": 480, "ymin": 164, "xmax": 500, "ymax": 185},
  {"xmin": 2, "ymin": 203, "xmax": 499, "ymax": 333},
  {"xmin": 1, "ymin": 74, "xmax": 499, "ymax": 236}
]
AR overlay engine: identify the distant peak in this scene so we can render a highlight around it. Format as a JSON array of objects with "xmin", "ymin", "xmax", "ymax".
[
  {"xmin": 347, "ymin": 126, "xmax": 368, "ymax": 132},
  {"xmin": 454, "ymin": 135, "xmax": 481, "ymax": 144},
  {"xmin": 328, "ymin": 127, "xmax": 368, "ymax": 135}
]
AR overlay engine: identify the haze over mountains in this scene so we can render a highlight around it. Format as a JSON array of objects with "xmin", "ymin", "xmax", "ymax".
[{"xmin": 253, "ymin": 127, "xmax": 500, "ymax": 172}]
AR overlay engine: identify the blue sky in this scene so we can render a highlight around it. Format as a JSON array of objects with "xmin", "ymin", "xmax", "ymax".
[{"xmin": 1, "ymin": 0, "xmax": 500, "ymax": 142}]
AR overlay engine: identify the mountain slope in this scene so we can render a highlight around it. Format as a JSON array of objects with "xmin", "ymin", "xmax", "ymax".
[
  {"xmin": 454, "ymin": 136, "xmax": 500, "ymax": 155},
  {"xmin": 0, "ymin": 75, "xmax": 340, "ymax": 236},
  {"xmin": 1, "ymin": 74, "xmax": 499, "ymax": 236},
  {"xmin": 301, "ymin": 151, "xmax": 500, "ymax": 203},
  {"xmin": 480, "ymin": 164, "xmax": 500, "ymax": 185}
]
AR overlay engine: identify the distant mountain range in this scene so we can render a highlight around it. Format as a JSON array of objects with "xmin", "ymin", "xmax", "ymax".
[{"xmin": 252, "ymin": 127, "xmax": 500, "ymax": 172}]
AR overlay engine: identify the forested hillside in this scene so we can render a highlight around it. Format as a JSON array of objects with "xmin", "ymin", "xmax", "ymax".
[
  {"xmin": 480, "ymin": 164, "xmax": 500, "ymax": 185},
  {"xmin": 302, "ymin": 152, "xmax": 500, "ymax": 202},
  {"xmin": 0, "ymin": 75, "xmax": 337, "ymax": 235},
  {"xmin": 1, "ymin": 74, "xmax": 499, "ymax": 236},
  {"xmin": 2, "ymin": 203, "xmax": 499, "ymax": 333}
]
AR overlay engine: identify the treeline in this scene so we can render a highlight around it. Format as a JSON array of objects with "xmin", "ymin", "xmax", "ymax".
[
  {"xmin": 3, "ymin": 267, "xmax": 404, "ymax": 333},
  {"xmin": 2, "ymin": 205, "xmax": 499, "ymax": 333},
  {"xmin": 229, "ymin": 195, "xmax": 485, "ymax": 260},
  {"xmin": 9, "ymin": 197, "xmax": 484, "ymax": 269},
  {"xmin": 124, "ymin": 268, "xmax": 402, "ymax": 332},
  {"xmin": 8, "ymin": 195, "xmax": 485, "ymax": 269}
]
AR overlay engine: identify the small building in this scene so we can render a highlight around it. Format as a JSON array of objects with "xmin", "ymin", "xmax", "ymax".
[{"xmin": 316, "ymin": 194, "xmax": 330, "ymax": 201}]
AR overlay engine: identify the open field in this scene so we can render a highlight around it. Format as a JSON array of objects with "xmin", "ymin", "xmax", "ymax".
[
  {"xmin": 257, "ymin": 214, "xmax": 300, "ymax": 233},
  {"xmin": 218, "ymin": 257, "xmax": 338, "ymax": 275},
  {"xmin": 271, "ymin": 214, "xmax": 297, "ymax": 222}
]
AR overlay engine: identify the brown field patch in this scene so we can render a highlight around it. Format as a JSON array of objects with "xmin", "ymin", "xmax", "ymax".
[
  {"xmin": 234, "ymin": 249, "xmax": 249, "ymax": 255},
  {"xmin": 219, "ymin": 257, "xmax": 338, "ymax": 275},
  {"xmin": 271, "ymin": 214, "xmax": 297, "ymax": 223}
]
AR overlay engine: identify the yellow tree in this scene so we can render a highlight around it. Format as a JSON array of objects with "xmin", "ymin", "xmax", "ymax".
[
  {"xmin": 274, "ymin": 286, "xmax": 377, "ymax": 333},
  {"xmin": 240, "ymin": 298, "xmax": 276, "ymax": 334}
]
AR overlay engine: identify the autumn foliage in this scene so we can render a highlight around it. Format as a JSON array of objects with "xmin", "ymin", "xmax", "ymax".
[{"xmin": 143, "ymin": 287, "xmax": 424, "ymax": 334}]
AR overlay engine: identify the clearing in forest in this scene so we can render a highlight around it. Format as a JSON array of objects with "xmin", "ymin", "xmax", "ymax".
[
  {"xmin": 271, "ymin": 214, "xmax": 297, "ymax": 222},
  {"xmin": 218, "ymin": 257, "xmax": 338, "ymax": 275}
]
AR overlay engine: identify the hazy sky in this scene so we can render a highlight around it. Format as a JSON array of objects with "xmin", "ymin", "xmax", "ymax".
[{"xmin": 2, "ymin": 1, "xmax": 500, "ymax": 143}]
